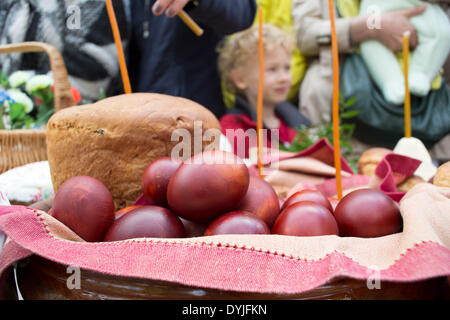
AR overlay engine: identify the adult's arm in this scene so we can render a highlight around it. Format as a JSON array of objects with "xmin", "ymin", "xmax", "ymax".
[
  {"xmin": 292, "ymin": 0, "xmax": 353, "ymax": 56},
  {"xmin": 292, "ymin": 0, "xmax": 426, "ymax": 57},
  {"xmin": 153, "ymin": 0, "xmax": 257, "ymax": 35},
  {"xmin": 351, "ymin": 5, "xmax": 426, "ymax": 52}
]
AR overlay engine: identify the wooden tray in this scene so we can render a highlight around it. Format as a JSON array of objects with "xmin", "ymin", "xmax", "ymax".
[{"xmin": 2, "ymin": 255, "xmax": 449, "ymax": 300}]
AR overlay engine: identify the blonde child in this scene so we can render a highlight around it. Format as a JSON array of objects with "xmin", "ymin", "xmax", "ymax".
[{"xmin": 218, "ymin": 24, "xmax": 310, "ymax": 159}]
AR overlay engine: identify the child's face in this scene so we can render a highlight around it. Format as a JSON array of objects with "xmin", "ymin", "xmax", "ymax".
[{"xmin": 233, "ymin": 47, "xmax": 292, "ymax": 107}]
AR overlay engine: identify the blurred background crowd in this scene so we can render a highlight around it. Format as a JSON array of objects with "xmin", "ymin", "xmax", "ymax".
[{"xmin": 1, "ymin": 0, "xmax": 449, "ymax": 163}]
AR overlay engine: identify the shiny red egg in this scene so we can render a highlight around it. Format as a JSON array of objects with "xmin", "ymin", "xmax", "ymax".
[
  {"xmin": 281, "ymin": 189, "xmax": 333, "ymax": 212},
  {"xmin": 104, "ymin": 206, "xmax": 185, "ymax": 241},
  {"xmin": 333, "ymin": 189, "xmax": 402, "ymax": 238},
  {"xmin": 236, "ymin": 176, "xmax": 280, "ymax": 227},
  {"xmin": 167, "ymin": 150, "xmax": 249, "ymax": 223},
  {"xmin": 204, "ymin": 211, "xmax": 270, "ymax": 236},
  {"xmin": 142, "ymin": 157, "xmax": 182, "ymax": 206},
  {"xmin": 52, "ymin": 176, "xmax": 115, "ymax": 242},
  {"xmin": 272, "ymin": 202, "xmax": 339, "ymax": 237},
  {"xmin": 115, "ymin": 205, "xmax": 144, "ymax": 220}
]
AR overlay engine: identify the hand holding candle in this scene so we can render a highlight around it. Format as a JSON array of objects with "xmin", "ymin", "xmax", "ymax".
[{"xmin": 152, "ymin": 0, "xmax": 204, "ymax": 36}]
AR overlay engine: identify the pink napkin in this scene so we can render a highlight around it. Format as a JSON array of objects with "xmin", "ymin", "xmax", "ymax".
[{"xmin": 249, "ymin": 138, "xmax": 422, "ymax": 202}]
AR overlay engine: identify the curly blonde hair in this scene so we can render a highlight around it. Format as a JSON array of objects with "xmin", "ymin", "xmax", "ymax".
[{"xmin": 217, "ymin": 24, "xmax": 296, "ymax": 93}]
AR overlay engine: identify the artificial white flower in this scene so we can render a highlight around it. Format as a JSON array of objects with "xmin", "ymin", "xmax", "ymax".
[
  {"xmin": 8, "ymin": 71, "xmax": 34, "ymax": 88},
  {"xmin": 25, "ymin": 75, "xmax": 53, "ymax": 93},
  {"xmin": 7, "ymin": 89, "xmax": 34, "ymax": 113}
]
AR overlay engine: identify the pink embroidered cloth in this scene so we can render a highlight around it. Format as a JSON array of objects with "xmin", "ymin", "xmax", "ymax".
[
  {"xmin": 0, "ymin": 183, "xmax": 449, "ymax": 296},
  {"xmin": 250, "ymin": 138, "xmax": 421, "ymax": 201},
  {"xmin": 0, "ymin": 139, "xmax": 446, "ymax": 296}
]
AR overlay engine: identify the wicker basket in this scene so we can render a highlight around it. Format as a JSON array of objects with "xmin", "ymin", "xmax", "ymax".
[{"xmin": 0, "ymin": 42, "xmax": 75, "ymax": 174}]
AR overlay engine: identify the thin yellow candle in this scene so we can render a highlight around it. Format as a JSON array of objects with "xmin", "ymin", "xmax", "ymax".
[
  {"xmin": 257, "ymin": 6, "xmax": 264, "ymax": 178},
  {"xmin": 328, "ymin": 0, "xmax": 343, "ymax": 200},
  {"xmin": 403, "ymin": 31, "xmax": 411, "ymax": 138},
  {"xmin": 106, "ymin": 0, "xmax": 132, "ymax": 94}
]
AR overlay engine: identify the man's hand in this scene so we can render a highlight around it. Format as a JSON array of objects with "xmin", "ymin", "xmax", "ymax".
[
  {"xmin": 152, "ymin": 0, "xmax": 191, "ymax": 18},
  {"xmin": 375, "ymin": 5, "xmax": 427, "ymax": 52}
]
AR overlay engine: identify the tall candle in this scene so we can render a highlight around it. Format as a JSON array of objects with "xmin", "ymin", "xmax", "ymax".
[
  {"xmin": 403, "ymin": 31, "xmax": 411, "ymax": 138},
  {"xmin": 328, "ymin": 0, "xmax": 343, "ymax": 200},
  {"xmin": 257, "ymin": 6, "xmax": 264, "ymax": 178},
  {"xmin": 106, "ymin": 0, "xmax": 132, "ymax": 94}
]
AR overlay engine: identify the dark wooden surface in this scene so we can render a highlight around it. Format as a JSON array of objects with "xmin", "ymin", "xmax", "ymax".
[{"xmin": 2, "ymin": 255, "xmax": 449, "ymax": 300}]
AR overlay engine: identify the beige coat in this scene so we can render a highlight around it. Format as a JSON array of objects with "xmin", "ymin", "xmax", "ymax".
[{"xmin": 292, "ymin": 0, "xmax": 354, "ymax": 124}]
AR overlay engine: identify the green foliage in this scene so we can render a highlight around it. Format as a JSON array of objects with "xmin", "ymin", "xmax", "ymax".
[
  {"xmin": 98, "ymin": 88, "xmax": 107, "ymax": 100},
  {"xmin": 32, "ymin": 86, "xmax": 55, "ymax": 126},
  {"xmin": 9, "ymin": 102, "xmax": 35, "ymax": 129},
  {"xmin": 280, "ymin": 94, "xmax": 359, "ymax": 168},
  {"xmin": 0, "ymin": 71, "xmax": 8, "ymax": 88}
]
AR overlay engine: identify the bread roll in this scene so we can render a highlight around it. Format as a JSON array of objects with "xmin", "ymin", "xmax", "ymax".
[
  {"xmin": 46, "ymin": 93, "xmax": 221, "ymax": 209},
  {"xmin": 397, "ymin": 175, "xmax": 426, "ymax": 192},
  {"xmin": 357, "ymin": 148, "xmax": 392, "ymax": 176},
  {"xmin": 433, "ymin": 161, "xmax": 450, "ymax": 187}
]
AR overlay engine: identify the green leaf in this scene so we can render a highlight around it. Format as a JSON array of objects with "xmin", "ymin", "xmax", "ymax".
[
  {"xmin": 0, "ymin": 71, "xmax": 9, "ymax": 88},
  {"xmin": 340, "ymin": 110, "xmax": 359, "ymax": 119},
  {"xmin": 0, "ymin": 107, "xmax": 5, "ymax": 129},
  {"xmin": 9, "ymin": 103, "xmax": 25, "ymax": 121},
  {"xmin": 23, "ymin": 116, "xmax": 34, "ymax": 129},
  {"xmin": 35, "ymin": 107, "xmax": 54, "ymax": 126},
  {"xmin": 98, "ymin": 88, "xmax": 107, "ymax": 100},
  {"xmin": 343, "ymin": 96, "xmax": 357, "ymax": 107}
]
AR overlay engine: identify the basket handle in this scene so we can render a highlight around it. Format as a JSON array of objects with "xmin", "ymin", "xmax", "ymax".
[{"xmin": 0, "ymin": 42, "xmax": 75, "ymax": 112}]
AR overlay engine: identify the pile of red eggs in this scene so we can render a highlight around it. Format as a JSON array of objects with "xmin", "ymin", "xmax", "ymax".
[{"xmin": 50, "ymin": 150, "xmax": 402, "ymax": 242}]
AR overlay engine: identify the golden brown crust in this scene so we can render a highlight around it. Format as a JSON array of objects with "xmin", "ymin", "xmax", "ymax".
[
  {"xmin": 357, "ymin": 148, "xmax": 392, "ymax": 176},
  {"xmin": 397, "ymin": 175, "xmax": 426, "ymax": 192},
  {"xmin": 46, "ymin": 93, "xmax": 221, "ymax": 209},
  {"xmin": 433, "ymin": 161, "xmax": 450, "ymax": 188}
]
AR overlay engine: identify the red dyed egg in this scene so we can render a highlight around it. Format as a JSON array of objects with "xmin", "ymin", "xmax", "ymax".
[
  {"xmin": 236, "ymin": 176, "xmax": 280, "ymax": 227},
  {"xmin": 142, "ymin": 157, "xmax": 182, "ymax": 206},
  {"xmin": 281, "ymin": 189, "xmax": 333, "ymax": 212},
  {"xmin": 167, "ymin": 150, "xmax": 249, "ymax": 223},
  {"xmin": 333, "ymin": 189, "xmax": 402, "ymax": 238},
  {"xmin": 115, "ymin": 205, "xmax": 143, "ymax": 220},
  {"xmin": 52, "ymin": 176, "xmax": 115, "ymax": 242},
  {"xmin": 104, "ymin": 206, "xmax": 185, "ymax": 241},
  {"xmin": 204, "ymin": 211, "xmax": 270, "ymax": 236},
  {"xmin": 272, "ymin": 202, "xmax": 339, "ymax": 237}
]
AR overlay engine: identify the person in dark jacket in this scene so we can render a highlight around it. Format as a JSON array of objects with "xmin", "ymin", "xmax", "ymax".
[
  {"xmin": 128, "ymin": 0, "xmax": 257, "ymax": 118},
  {"xmin": 0, "ymin": 0, "xmax": 129, "ymax": 101},
  {"xmin": 218, "ymin": 24, "xmax": 311, "ymax": 159}
]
